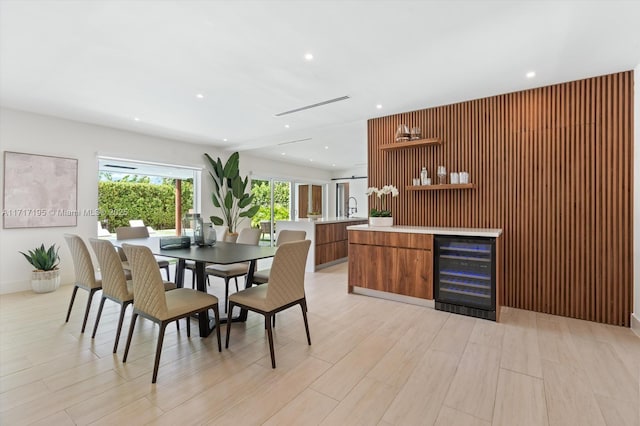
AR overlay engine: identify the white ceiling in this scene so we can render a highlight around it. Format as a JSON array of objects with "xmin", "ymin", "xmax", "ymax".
[{"xmin": 1, "ymin": 1, "xmax": 639, "ymax": 172}]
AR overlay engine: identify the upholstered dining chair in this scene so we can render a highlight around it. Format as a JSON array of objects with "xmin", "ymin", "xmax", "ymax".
[
  {"xmin": 115, "ymin": 226, "xmax": 171, "ymax": 280},
  {"xmin": 185, "ymin": 225, "xmax": 228, "ymax": 289},
  {"xmin": 205, "ymin": 227, "xmax": 261, "ymax": 312},
  {"xmin": 252, "ymin": 230, "xmax": 307, "ymax": 285},
  {"xmin": 64, "ymin": 234, "xmax": 102, "ymax": 333},
  {"xmin": 89, "ymin": 238, "xmax": 177, "ymax": 353},
  {"xmin": 226, "ymin": 239, "xmax": 311, "ymax": 368},
  {"xmin": 121, "ymin": 243, "xmax": 221, "ymax": 383}
]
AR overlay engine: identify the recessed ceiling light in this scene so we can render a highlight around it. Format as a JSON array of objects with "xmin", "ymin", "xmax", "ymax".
[
  {"xmin": 332, "ymin": 164, "xmax": 336, "ymax": 167},
  {"xmin": 133, "ymin": 117, "xmax": 140, "ymax": 122},
  {"xmin": 376, "ymin": 104, "xmax": 382, "ymax": 109},
  {"xmin": 526, "ymin": 71, "xmax": 536, "ymax": 78},
  {"xmin": 284, "ymin": 124, "xmax": 290, "ymax": 129},
  {"xmin": 324, "ymin": 146, "xmax": 329, "ymax": 150},
  {"xmin": 223, "ymin": 138, "xmax": 228, "ymax": 142},
  {"xmin": 304, "ymin": 53, "xmax": 313, "ymax": 61},
  {"xmin": 281, "ymin": 152, "xmax": 286, "ymax": 155},
  {"xmin": 196, "ymin": 93, "xmax": 204, "ymax": 99},
  {"xmin": 309, "ymin": 159, "xmax": 313, "ymax": 162}
]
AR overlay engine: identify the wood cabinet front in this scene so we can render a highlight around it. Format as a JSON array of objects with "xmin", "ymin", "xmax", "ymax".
[
  {"xmin": 348, "ymin": 230, "xmax": 433, "ymax": 299},
  {"xmin": 316, "ymin": 221, "xmax": 367, "ymax": 266}
]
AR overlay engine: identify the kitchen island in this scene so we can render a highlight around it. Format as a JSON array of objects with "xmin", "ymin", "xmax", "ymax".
[{"xmin": 276, "ymin": 217, "xmax": 368, "ymax": 272}]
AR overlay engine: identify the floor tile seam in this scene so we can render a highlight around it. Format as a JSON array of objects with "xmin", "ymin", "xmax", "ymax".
[{"xmin": 441, "ymin": 402, "xmax": 493, "ymax": 424}]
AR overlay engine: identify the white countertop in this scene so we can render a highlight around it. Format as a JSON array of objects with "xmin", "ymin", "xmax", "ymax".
[
  {"xmin": 346, "ymin": 224, "xmax": 502, "ymax": 238},
  {"xmin": 278, "ymin": 217, "xmax": 368, "ymax": 225}
]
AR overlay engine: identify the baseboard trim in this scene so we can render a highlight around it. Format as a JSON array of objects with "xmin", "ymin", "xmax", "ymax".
[
  {"xmin": 352, "ymin": 286, "xmax": 435, "ymax": 308},
  {"xmin": 631, "ymin": 313, "xmax": 640, "ymax": 337},
  {"xmin": 0, "ymin": 280, "xmax": 31, "ymax": 295}
]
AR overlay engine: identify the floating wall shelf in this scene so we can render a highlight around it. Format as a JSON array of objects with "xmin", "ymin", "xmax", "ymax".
[
  {"xmin": 407, "ymin": 184, "xmax": 476, "ymax": 191},
  {"xmin": 379, "ymin": 137, "xmax": 441, "ymax": 151}
]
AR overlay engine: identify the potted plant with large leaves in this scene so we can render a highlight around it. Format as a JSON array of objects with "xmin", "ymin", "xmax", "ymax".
[
  {"xmin": 204, "ymin": 151, "xmax": 260, "ymax": 240},
  {"xmin": 20, "ymin": 243, "xmax": 61, "ymax": 293}
]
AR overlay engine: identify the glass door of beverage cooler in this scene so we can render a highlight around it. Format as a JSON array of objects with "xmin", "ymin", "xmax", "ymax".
[{"xmin": 434, "ymin": 236, "xmax": 496, "ymax": 312}]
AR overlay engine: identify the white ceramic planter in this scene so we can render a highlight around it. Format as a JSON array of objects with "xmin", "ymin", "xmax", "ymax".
[
  {"xmin": 369, "ymin": 216, "xmax": 393, "ymax": 227},
  {"xmin": 31, "ymin": 269, "xmax": 61, "ymax": 293}
]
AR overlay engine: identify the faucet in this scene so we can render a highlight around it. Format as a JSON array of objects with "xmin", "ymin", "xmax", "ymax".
[{"xmin": 347, "ymin": 197, "xmax": 358, "ymax": 217}]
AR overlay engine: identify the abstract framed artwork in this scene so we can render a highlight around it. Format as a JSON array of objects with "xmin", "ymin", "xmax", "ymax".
[{"xmin": 3, "ymin": 151, "xmax": 78, "ymax": 228}]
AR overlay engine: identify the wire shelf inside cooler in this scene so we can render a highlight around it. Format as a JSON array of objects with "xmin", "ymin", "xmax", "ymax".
[
  {"xmin": 440, "ymin": 287, "xmax": 491, "ymax": 299},
  {"xmin": 439, "ymin": 254, "xmax": 491, "ymax": 262},
  {"xmin": 440, "ymin": 270, "xmax": 491, "ymax": 281}
]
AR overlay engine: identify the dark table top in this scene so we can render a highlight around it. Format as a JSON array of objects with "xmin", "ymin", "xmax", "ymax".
[{"xmin": 114, "ymin": 237, "xmax": 277, "ymax": 264}]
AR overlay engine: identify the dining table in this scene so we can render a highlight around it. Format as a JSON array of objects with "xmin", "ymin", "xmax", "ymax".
[{"xmin": 113, "ymin": 237, "xmax": 277, "ymax": 337}]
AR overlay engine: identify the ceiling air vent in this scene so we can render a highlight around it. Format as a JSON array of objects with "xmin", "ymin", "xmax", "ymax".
[
  {"xmin": 277, "ymin": 138, "xmax": 312, "ymax": 146},
  {"xmin": 275, "ymin": 95, "xmax": 350, "ymax": 116}
]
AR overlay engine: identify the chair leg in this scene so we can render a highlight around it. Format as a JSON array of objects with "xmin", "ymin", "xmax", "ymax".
[
  {"xmin": 234, "ymin": 276, "xmax": 239, "ymax": 292},
  {"xmin": 186, "ymin": 316, "xmax": 191, "ymax": 337},
  {"xmin": 212, "ymin": 305, "xmax": 222, "ymax": 352},
  {"xmin": 123, "ymin": 313, "xmax": 138, "ymax": 362},
  {"xmin": 162, "ymin": 265, "xmax": 170, "ymax": 281},
  {"xmin": 266, "ymin": 313, "xmax": 276, "ymax": 368},
  {"xmin": 301, "ymin": 299, "xmax": 311, "ymax": 345},
  {"xmin": 152, "ymin": 322, "xmax": 167, "ymax": 383},
  {"xmin": 91, "ymin": 297, "xmax": 107, "ymax": 338},
  {"xmin": 225, "ymin": 302, "xmax": 234, "ymax": 348},
  {"xmin": 113, "ymin": 302, "xmax": 129, "ymax": 353},
  {"xmin": 191, "ymin": 270, "xmax": 196, "ymax": 289},
  {"xmin": 81, "ymin": 288, "xmax": 98, "ymax": 333},
  {"xmin": 65, "ymin": 285, "xmax": 79, "ymax": 323}
]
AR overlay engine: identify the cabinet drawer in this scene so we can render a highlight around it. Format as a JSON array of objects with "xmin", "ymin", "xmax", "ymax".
[{"xmin": 349, "ymin": 230, "xmax": 433, "ymax": 250}]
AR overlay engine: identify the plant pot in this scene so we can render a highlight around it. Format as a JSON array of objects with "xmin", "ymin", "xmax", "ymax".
[
  {"xmin": 308, "ymin": 214, "xmax": 322, "ymax": 220},
  {"xmin": 369, "ymin": 216, "xmax": 393, "ymax": 227},
  {"xmin": 31, "ymin": 269, "xmax": 60, "ymax": 293},
  {"xmin": 225, "ymin": 233, "xmax": 239, "ymax": 243}
]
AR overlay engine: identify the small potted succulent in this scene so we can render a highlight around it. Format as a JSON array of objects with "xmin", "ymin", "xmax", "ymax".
[
  {"xmin": 307, "ymin": 211, "xmax": 322, "ymax": 220},
  {"xmin": 20, "ymin": 243, "xmax": 61, "ymax": 293}
]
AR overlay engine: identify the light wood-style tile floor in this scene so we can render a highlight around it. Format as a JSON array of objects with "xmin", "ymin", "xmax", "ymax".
[{"xmin": 1, "ymin": 262, "xmax": 639, "ymax": 425}]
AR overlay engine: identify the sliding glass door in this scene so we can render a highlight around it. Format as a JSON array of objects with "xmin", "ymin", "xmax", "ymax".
[{"xmin": 250, "ymin": 178, "xmax": 291, "ymax": 246}]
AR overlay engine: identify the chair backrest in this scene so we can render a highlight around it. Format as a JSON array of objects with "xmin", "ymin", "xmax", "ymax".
[
  {"xmin": 97, "ymin": 221, "xmax": 111, "ymax": 237},
  {"xmin": 129, "ymin": 219, "xmax": 145, "ymax": 227},
  {"xmin": 275, "ymin": 230, "xmax": 306, "ymax": 246},
  {"xmin": 260, "ymin": 221, "xmax": 271, "ymax": 234},
  {"xmin": 64, "ymin": 234, "xmax": 101, "ymax": 289},
  {"xmin": 121, "ymin": 243, "xmax": 168, "ymax": 318},
  {"xmin": 116, "ymin": 226, "xmax": 150, "ymax": 240},
  {"xmin": 266, "ymin": 239, "xmax": 311, "ymax": 306},
  {"xmin": 213, "ymin": 225, "xmax": 228, "ymax": 242},
  {"xmin": 89, "ymin": 238, "xmax": 130, "ymax": 301},
  {"xmin": 236, "ymin": 227, "xmax": 261, "ymax": 245}
]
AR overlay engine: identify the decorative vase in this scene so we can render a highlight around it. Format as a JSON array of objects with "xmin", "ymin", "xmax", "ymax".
[
  {"xmin": 369, "ymin": 216, "xmax": 393, "ymax": 227},
  {"xmin": 225, "ymin": 233, "xmax": 239, "ymax": 243},
  {"xmin": 31, "ymin": 269, "xmax": 60, "ymax": 293}
]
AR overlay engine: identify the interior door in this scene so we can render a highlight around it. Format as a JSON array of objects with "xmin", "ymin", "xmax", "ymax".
[
  {"xmin": 298, "ymin": 185, "xmax": 309, "ymax": 218},
  {"xmin": 311, "ymin": 185, "xmax": 323, "ymax": 214}
]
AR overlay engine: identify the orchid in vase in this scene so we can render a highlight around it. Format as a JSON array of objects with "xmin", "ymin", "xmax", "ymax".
[{"xmin": 366, "ymin": 185, "xmax": 399, "ymax": 217}]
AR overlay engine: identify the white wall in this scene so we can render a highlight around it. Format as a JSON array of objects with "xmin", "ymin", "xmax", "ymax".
[
  {"xmin": 329, "ymin": 174, "xmax": 368, "ymax": 219},
  {"xmin": 634, "ymin": 64, "xmax": 640, "ymax": 330},
  {"xmin": 0, "ymin": 108, "xmax": 331, "ymax": 294}
]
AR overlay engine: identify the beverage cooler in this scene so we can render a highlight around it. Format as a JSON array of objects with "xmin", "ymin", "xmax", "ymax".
[{"xmin": 434, "ymin": 235, "xmax": 497, "ymax": 321}]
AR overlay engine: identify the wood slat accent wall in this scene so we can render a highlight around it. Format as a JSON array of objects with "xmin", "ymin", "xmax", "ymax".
[{"xmin": 368, "ymin": 71, "xmax": 634, "ymax": 326}]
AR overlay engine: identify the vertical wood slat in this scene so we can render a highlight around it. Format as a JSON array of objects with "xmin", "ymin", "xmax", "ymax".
[{"xmin": 367, "ymin": 71, "xmax": 634, "ymax": 326}]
